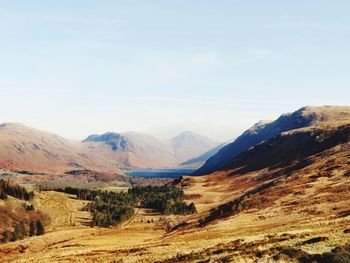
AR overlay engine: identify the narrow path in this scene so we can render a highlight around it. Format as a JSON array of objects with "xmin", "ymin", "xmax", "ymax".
[{"xmin": 64, "ymin": 202, "xmax": 73, "ymax": 227}]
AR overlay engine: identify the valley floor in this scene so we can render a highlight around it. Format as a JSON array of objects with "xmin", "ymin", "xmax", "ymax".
[{"xmin": 1, "ymin": 177, "xmax": 349, "ymax": 263}]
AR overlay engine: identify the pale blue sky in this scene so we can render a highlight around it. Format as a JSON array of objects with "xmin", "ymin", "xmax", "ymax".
[{"xmin": 0, "ymin": 1, "xmax": 349, "ymax": 141}]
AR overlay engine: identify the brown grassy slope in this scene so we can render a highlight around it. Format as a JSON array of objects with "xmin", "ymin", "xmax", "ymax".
[
  {"xmin": 0, "ymin": 197, "xmax": 48, "ymax": 238},
  {"xmin": 0, "ymin": 123, "xmax": 123, "ymax": 175},
  {"xmin": 186, "ymin": 122, "xmax": 350, "ymax": 224}
]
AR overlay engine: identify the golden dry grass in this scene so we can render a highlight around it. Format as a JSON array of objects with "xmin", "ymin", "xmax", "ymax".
[{"xmin": 1, "ymin": 141, "xmax": 349, "ymax": 262}]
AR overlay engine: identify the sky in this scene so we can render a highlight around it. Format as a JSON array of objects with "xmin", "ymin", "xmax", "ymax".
[{"xmin": 0, "ymin": 1, "xmax": 349, "ymax": 142}]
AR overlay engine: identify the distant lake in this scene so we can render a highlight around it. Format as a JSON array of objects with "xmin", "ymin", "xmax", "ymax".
[{"xmin": 126, "ymin": 169, "xmax": 195, "ymax": 178}]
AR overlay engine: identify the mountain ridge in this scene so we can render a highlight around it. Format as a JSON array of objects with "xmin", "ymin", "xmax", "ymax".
[
  {"xmin": 82, "ymin": 130, "xmax": 219, "ymax": 169},
  {"xmin": 0, "ymin": 123, "xmax": 217, "ymax": 175},
  {"xmin": 193, "ymin": 105, "xmax": 350, "ymax": 175}
]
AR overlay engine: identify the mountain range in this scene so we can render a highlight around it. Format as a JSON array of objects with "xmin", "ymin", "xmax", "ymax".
[
  {"xmin": 1, "ymin": 105, "xmax": 350, "ymax": 262},
  {"xmin": 0, "ymin": 124, "xmax": 218, "ymax": 175}
]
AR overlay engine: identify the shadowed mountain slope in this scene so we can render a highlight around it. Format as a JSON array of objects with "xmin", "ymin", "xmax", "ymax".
[
  {"xmin": 224, "ymin": 123, "xmax": 350, "ymax": 176},
  {"xmin": 193, "ymin": 106, "xmax": 350, "ymax": 175},
  {"xmin": 180, "ymin": 142, "xmax": 226, "ymax": 168},
  {"xmin": 185, "ymin": 120, "xmax": 350, "ymax": 228}
]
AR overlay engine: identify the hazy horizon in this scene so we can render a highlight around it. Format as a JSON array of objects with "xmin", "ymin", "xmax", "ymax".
[
  {"xmin": 1, "ymin": 1, "xmax": 349, "ymax": 141},
  {"xmin": 1, "ymin": 104, "xmax": 347, "ymax": 143}
]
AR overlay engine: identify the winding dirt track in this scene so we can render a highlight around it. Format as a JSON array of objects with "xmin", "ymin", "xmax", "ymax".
[{"xmin": 32, "ymin": 191, "xmax": 91, "ymax": 230}]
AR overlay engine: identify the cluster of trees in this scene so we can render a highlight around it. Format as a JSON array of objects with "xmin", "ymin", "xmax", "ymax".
[
  {"xmin": 0, "ymin": 180, "xmax": 34, "ymax": 201},
  {"xmin": 130, "ymin": 186, "xmax": 197, "ymax": 215},
  {"xmin": 58, "ymin": 185, "xmax": 196, "ymax": 227},
  {"xmin": 2, "ymin": 219, "xmax": 45, "ymax": 242},
  {"xmin": 57, "ymin": 187, "xmax": 137, "ymax": 227},
  {"xmin": 89, "ymin": 190, "xmax": 136, "ymax": 227},
  {"xmin": 91, "ymin": 203, "xmax": 134, "ymax": 227}
]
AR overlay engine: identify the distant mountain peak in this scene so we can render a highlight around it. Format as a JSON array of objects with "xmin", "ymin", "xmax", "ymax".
[
  {"xmin": 170, "ymin": 130, "xmax": 200, "ymax": 140},
  {"xmin": 171, "ymin": 130, "xmax": 215, "ymax": 142},
  {"xmin": 169, "ymin": 131, "xmax": 219, "ymax": 161},
  {"xmin": 83, "ymin": 132, "xmax": 128, "ymax": 151},
  {"xmin": 179, "ymin": 130, "xmax": 199, "ymax": 136}
]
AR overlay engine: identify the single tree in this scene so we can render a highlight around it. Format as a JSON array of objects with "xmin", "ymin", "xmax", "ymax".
[
  {"xmin": 12, "ymin": 224, "xmax": 20, "ymax": 241},
  {"xmin": 36, "ymin": 220, "xmax": 45, "ymax": 236},
  {"xmin": 19, "ymin": 220, "xmax": 27, "ymax": 239},
  {"xmin": 189, "ymin": 202, "xmax": 197, "ymax": 214},
  {"xmin": 2, "ymin": 231, "xmax": 9, "ymax": 242},
  {"xmin": 29, "ymin": 221, "xmax": 36, "ymax": 237}
]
